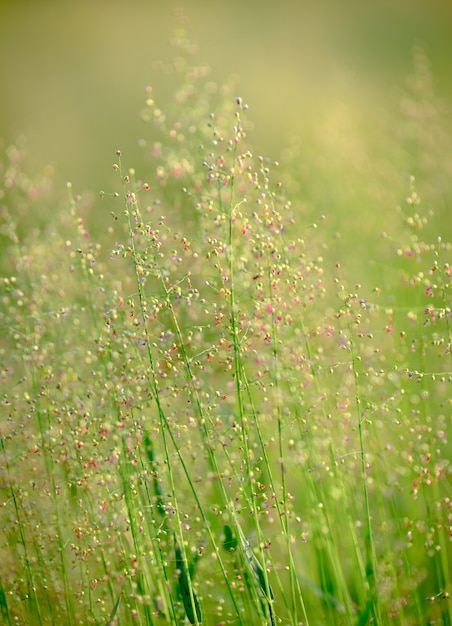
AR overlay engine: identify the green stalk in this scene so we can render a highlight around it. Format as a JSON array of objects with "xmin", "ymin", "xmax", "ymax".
[
  {"xmin": 0, "ymin": 577, "xmax": 12, "ymax": 626},
  {"xmin": 118, "ymin": 156, "xmax": 244, "ymax": 624},
  {"xmin": 264, "ymin": 241, "xmax": 309, "ymax": 625},
  {"xmin": 222, "ymin": 125, "xmax": 286, "ymax": 626},
  {"xmin": 301, "ymin": 325, "xmax": 360, "ymax": 621},
  {"xmin": 348, "ymin": 317, "xmax": 381, "ymax": 624},
  {"xmin": 0, "ymin": 436, "xmax": 42, "ymax": 625},
  {"xmin": 14, "ymin": 241, "xmax": 72, "ymax": 623}
]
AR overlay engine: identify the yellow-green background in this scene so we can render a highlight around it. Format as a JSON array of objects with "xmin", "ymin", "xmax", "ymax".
[
  {"xmin": 1, "ymin": 0, "xmax": 451, "ymax": 189},
  {"xmin": 1, "ymin": 0, "xmax": 452, "ymax": 291}
]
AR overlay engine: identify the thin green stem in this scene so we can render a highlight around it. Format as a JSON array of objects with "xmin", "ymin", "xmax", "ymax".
[
  {"xmin": 119, "ymin": 157, "xmax": 244, "ymax": 624},
  {"xmin": 348, "ymin": 316, "xmax": 381, "ymax": 624},
  {"xmin": 223, "ymin": 130, "xmax": 294, "ymax": 625}
]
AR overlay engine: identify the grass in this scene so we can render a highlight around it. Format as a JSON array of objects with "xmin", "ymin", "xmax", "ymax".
[{"xmin": 0, "ymin": 29, "xmax": 451, "ymax": 626}]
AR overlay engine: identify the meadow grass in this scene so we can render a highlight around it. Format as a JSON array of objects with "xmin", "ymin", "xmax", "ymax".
[{"xmin": 0, "ymin": 32, "xmax": 451, "ymax": 626}]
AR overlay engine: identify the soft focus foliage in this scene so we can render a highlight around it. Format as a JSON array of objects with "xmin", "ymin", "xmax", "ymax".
[{"xmin": 1, "ymin": 19, "xmax": 451, "ymax": 626}]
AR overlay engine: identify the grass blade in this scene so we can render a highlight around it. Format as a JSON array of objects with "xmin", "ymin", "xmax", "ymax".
[{"xmin": 174, "ymin": 537, "xmax": 202, "ymax": 625}]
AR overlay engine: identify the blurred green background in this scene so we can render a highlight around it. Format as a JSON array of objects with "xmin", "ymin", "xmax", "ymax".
[
  {"xmin": 1, "ymin": 0, "xmax": 451, "ymax": 186},
  {"xmin": 1, "ymin": 0, "xmax": 452, "ymax": 282}
]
